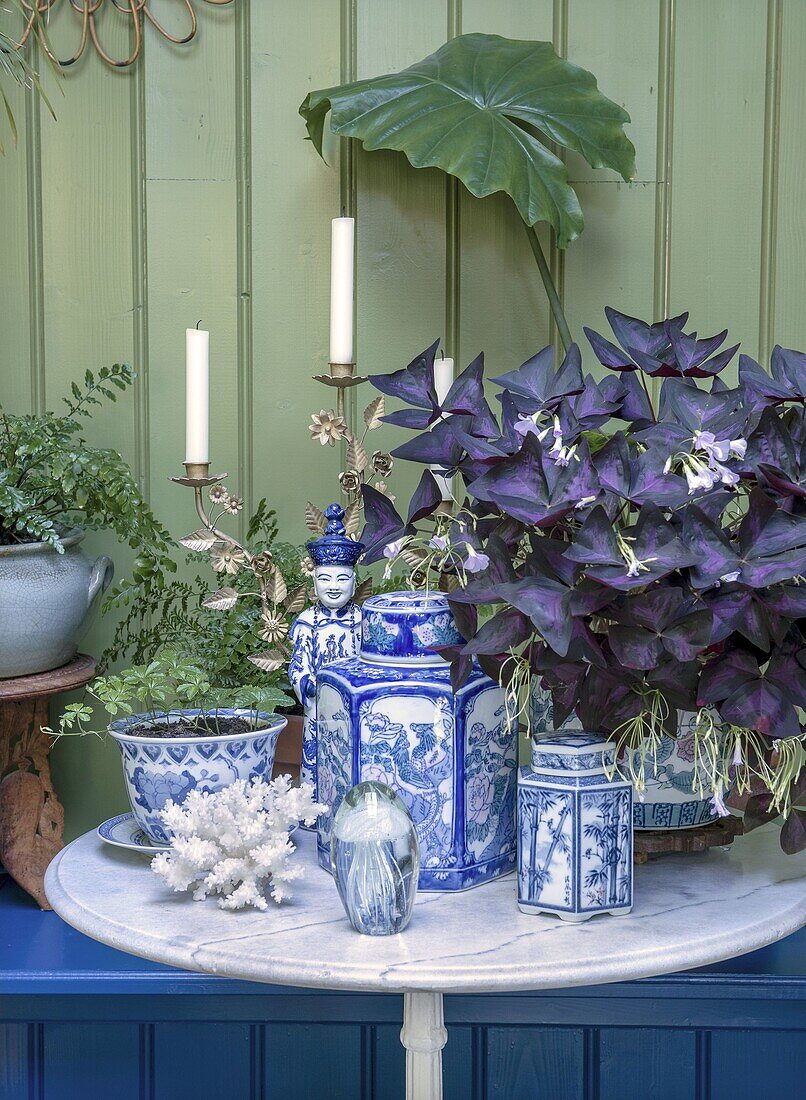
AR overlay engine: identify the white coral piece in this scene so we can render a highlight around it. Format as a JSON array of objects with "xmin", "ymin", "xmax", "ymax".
[{"xmin": 151, "ymin": 775, "xmax": 327, "ymax": 911}]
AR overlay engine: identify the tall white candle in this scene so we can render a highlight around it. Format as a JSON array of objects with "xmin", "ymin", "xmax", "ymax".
[
  {"xmin": 185, "ymin": 326, "xmax": 210, "ymax": 465},
  {"xmin": 432, "ymin": 357, "xmax": 455, "ymax": 501},
  {"xmin": 329, "ymin": 217, "xmax": 355, "ymax": 364}
]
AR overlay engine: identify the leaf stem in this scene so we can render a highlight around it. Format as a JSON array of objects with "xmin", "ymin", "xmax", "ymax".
[{"xmin": 523, "ymin": 222, "xmax": 572, "ymax": 353}]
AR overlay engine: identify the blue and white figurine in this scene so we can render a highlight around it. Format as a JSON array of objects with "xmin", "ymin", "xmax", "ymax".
[
  {"xmin": 518, "ymin": 734, "xmax": 633, "ymax": 922},
  {"xmin": 316, "ymin": 591, "xmax": 517, "ymax": 891},
  {"xmin": 288, "ymin": 504, "xmax": 363, "ymax": 808}
]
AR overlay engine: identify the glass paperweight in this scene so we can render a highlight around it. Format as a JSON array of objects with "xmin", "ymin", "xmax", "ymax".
[{"xmin": 330, "ymin": 781, "xmax": 420, "ymax": 936}]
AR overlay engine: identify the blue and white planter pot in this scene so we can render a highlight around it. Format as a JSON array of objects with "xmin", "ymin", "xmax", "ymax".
[
  {"xmin": 316, "ymin": 591, "xmax": 517, "ymax": 891},
  {"xmin": 518, "ymin": 734, "xmax": 633, "ymax": 922},
  {"xmin": 529, "ymin": 681, "xmax": 725, "ymax": 831},
  {"xmin": 109, "ymin": 709, "xmax": 286, "ymax": 844}
]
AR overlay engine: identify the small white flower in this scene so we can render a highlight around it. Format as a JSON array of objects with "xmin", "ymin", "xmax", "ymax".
[
  {"xmin": 684, "ymin": 457, "xmax": 718, "ymax": 494},
  {"xmin": 720, "ymin": 570, "xmax": 741, "ymax": 583},
  {"xmin": 575, "ymin": 495, "xmax": 597, "ymax": 510},
  {"xmin": 383, "ymin": 538, "xmax": 405, "ymax": 559},
  {"xmin": 729, "ymin": 437, "xmax": 747, "ymax": 459},
  {"xmin": 463, "ymin": 545, "xmax": 490, "ymax": 573},
  {"xmin": 514, "ymin": 415, "xmax": 540, "ymax": 437},
  {"xmin": 712, "ymin": 460, "xmax": 739, "ymax": 487},
  {"xmin": 710, "ymin": 785, "xmax": 729, "ymax": 818},
  {"xmin": 626, "ymin": 559, "xmax": 641, "ymax": 578},
  {"xmin": 429, "ymin": 535, "xmax": 449, "ymax": 551},
  {"xmin": 732, "ymin": 740, "xmax": 743, "ymax": 766},
  {"xmin": 663, "ymin": 455, "xmax": 673, "ymax": 474}
]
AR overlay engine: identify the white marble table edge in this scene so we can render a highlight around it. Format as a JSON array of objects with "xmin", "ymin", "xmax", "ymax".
[{"xmin": 44, "ymin": 830, "xmax": 806, "ymax": 996}]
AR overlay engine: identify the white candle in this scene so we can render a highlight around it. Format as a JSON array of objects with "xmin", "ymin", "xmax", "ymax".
[
  {"xmin": 185, "ymin": 326, "xmax": 209, "ymax": 465},
  {"xmin": 329, "ymin": 217, "xmax": 355, "ymax": 364},
  {"xmin": 432, "ymin": 356, "xmax": 455, "ymax": 500}
]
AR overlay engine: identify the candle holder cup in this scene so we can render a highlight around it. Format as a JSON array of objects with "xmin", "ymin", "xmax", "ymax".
[{"xmin": 312, "ymin": 362, "xmax": 368, "ymax": 420}]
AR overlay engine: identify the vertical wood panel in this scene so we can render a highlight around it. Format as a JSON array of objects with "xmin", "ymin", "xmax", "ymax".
[
  {"xmin": 772, "ymin": 0, "xmax": 806, "ymax": 350},
  {"xmin": 250, "ymin": 0, "xmax": 340, "ymax": 535},
  {"xmin": 0, "ymin": 74, "xmax": 32, "ymax": 412},
  {"xmin": 485, "ymin": 1026, "xmax": 585, "ymax": 1099},
  {"xmin": 710, "ymin": 1029, "xmax": 806, "ymax": 1099},
  {"xmin": 43, "ymin": 1022, "xmax": 141, "ymax": 1100},
  {"xmin": 355, "ymin": 0, "xmax": 448, "ymax": 509},
  {"xmin": 145, "ymin": 5, "xmax": 238, "ymax": 545},
  {"xmin": 758, "ymin": 0, "xmax": 782, "ymax": 363},
  {"xmin": 0, "ymin": 1023, "xmax": 29, "ymax": 1100},
  {"xmin": 654, "ymin": 0, "xmax": 675, "ymax": 325},
  {"xmin": 153, "ymin": 1021, "xmax": 253, "ymax": 1098},
  {"xmin": 599, "ymin": 1028, "xmax": 696, "ymax": 1100},
  {"xmin": 38, "ymin": 9, "xmax": 139, "ymax": 841},
  {"xmin": 564, "ymin": 0, "xmax": 659, "ymax": 345},
  {"xmin": 460, "ymin": 2, "xmax": 554, "ymax": 378},
  {"xmin": 264, "ymin": 1023, "xmax": 362, "ymax": 1099},
  {"xmin": 669, "ymin": 0, "xmax": 768, "ymax": 359}
]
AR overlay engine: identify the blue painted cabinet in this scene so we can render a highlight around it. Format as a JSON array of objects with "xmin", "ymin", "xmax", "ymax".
[{"xmin": 0, "ymin": 877, "xmax": 803, "ymax": 1099}]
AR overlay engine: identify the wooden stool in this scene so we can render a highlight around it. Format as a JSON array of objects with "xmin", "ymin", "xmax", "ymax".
[{"xmin": 0, "ymin": 654, "xmax": 96, "ymax": 908}]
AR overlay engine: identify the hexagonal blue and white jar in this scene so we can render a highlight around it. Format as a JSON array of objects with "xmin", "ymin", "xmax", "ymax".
[
  {"xmin": 315, "ymin": 591, "xmax": 517, "ymax": 891},
  {"xmin": 518, "ymin": 734, "xmax": 633, "ymax": 921}
]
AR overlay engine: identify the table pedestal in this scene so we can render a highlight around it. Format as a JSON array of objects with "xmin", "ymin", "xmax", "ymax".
[
  {"xmin": 401, "ymin": 992, "xmax": 447, "ymax": 1100},
  {"xmin": 0, "ymin": 655, "xmax": 96, "ymax": 908}
]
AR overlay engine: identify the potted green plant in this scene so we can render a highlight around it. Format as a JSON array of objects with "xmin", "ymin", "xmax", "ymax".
[
  {"xmin": 0, "ymin": 365, "xmax": 175, "ymax": 678},
  {"xmin": 49, "ymin": 652, "xmax": 291, "ymax": 844}
]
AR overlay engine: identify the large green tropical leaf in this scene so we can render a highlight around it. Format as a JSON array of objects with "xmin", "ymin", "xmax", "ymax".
[{"xmin": 300, "ymin": 33, "xmax": 635, "ymax": 248}]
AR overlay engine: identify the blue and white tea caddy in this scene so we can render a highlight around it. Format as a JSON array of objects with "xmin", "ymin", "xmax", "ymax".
[
  {"xmin": 315, "ymin": 591, "xmax": 517, "ymax": 891},
  {"xmin": 518, "ymin": 733, "xmax": 633, "ymax": 921}
]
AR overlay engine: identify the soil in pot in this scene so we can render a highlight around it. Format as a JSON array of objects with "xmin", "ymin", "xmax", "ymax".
[{"xmin": 126, "ymin": 715, "xmax": 258, "ymax": 739}]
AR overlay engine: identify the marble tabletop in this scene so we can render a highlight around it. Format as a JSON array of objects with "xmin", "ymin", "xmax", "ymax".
[{"xmin": 45, "ymin": 825, "xmax": 806, "ymax": 995}]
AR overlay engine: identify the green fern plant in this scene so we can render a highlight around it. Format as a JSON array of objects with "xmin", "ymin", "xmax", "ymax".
[{"xmin": 0, "ymin": 363, "xmax": 177, "ymax": 652}]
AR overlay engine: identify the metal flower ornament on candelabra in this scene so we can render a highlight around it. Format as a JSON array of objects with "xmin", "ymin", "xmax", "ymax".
[
  {"xmin": 307, "ymin": 358, "xmax": 397, "ymax": 538},
  {"xmin": 170, "ymin": 462, "xmax": 308, "ymax": 675}
]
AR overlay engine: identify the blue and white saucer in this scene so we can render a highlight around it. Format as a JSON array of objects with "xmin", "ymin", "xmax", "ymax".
[{"xmin": 97, "ymin": 813, "xmax": 169, "ymax": 855}]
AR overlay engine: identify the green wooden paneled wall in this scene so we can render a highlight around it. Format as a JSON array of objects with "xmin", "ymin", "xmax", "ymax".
[{"xmin": 1, "ymin": 0, "xmax": 803, "ymax": 839}]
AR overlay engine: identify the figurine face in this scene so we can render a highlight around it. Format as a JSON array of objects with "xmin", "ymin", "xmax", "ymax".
[{"xmin": 314, "ymin": 565, "xmax": 356, "ymax": 610}]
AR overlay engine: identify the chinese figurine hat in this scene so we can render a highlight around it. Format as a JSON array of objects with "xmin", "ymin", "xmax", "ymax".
[{"xmin": 307, "ymin": 503, "xmax": 364, "ymax": 567}]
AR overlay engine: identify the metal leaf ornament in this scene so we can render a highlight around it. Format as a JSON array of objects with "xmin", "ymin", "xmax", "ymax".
[
  {"xmin": 305, "ymin": 501, "xmax": 327, "ymax": 535},
  {"xmin": 301, "ymin": 33, "xmax": 635, "ymax": 247},
  {"xmin": 203, "ymin": 587, "xmax": 239, "ymax": 611}
]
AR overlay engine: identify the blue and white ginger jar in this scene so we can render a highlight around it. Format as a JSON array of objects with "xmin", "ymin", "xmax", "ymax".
[
  {"xmin": 316, "ymin": 591, "xmax": 517, "ymax": 890},
  {"xmin": 518, "ymin": 733, "xmax": 633, "ymax": 922}
]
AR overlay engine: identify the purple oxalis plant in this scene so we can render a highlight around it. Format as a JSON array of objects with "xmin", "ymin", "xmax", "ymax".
[{"xmin": 359, "ymin": 311, "xmax": 806, "ymax": 854}]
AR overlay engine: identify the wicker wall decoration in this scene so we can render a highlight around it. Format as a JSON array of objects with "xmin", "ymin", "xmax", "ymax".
[{"xmin": 11, "ymin": 1, "xmax": 234, "ymax": 70}]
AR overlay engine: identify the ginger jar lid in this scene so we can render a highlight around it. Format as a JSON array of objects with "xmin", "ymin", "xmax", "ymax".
[
  {"xmin": 360, "ymin": 591, "xmax": 463, "ymax": 665},
  {"xmin": 530, "ymin": 732, "xmax": 616, "ymax": 775}
]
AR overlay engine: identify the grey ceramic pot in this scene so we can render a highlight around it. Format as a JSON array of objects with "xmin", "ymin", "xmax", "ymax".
[{"xmin": 0, "ymin": 528, "xmax": 114, "ymax": 679}]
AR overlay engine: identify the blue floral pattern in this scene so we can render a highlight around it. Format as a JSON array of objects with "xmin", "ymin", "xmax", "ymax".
[
  {"xmin": 110, "ymin": 709, "xmax": 284, "ymax": 844},
  {"xmin": 360, "ymin": 592, "xmax": 463, "ymax": 662},
  {"xmin": 315, "ymin": 592, "xmax": 517, "ymax": 891}
]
